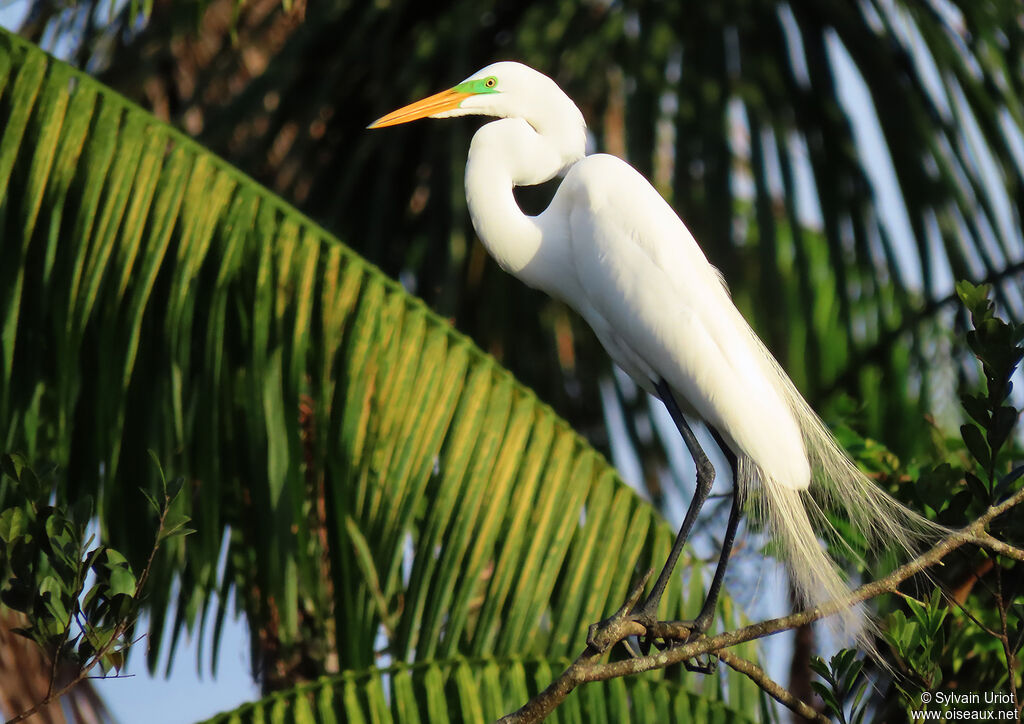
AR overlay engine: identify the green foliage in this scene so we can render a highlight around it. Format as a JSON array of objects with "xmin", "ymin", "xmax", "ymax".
[
  {"xmin": 199, "ymin": 656, "xmax": 762, "ymax": 724},
  {"xmin": 0, "ymin": 25, "xmax": 761, "ymax": 718},
  {"xmin": 816, "ymin": 283, "xmax": 1023, "ymax": 720},
  {"xmin": 96, "ymin": 0, "xmax": 1018, "ymax": 463},
  {"xmin": 0, "ymin": 451, "xmax": 191, "ymax": 690},
  {"xmin": 883, "ymin": 590, "xmax": 949, "ymax": 701},
  {"xmin": 810, "ymin": 649, "xmax": 869, "ymax": 724},
  {"xmin": 955, "ymin": 281, "xmax": 1024, "ymax": 504},
  {"xmin": 887, "ymin": 282, "xmax": 1023, "ymax": 713}
]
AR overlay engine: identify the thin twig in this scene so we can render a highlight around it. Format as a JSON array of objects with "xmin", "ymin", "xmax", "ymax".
[
  {"xmin": 716, "ymin": 650, "xmax": 829, "ymax": 724},
  {"xmin": 929, "ymin": 589, "xmax": 1001, "ymax": 639},
  {"xmin": 498, "ymin": 485, "xmax": 1024, "ymax": 723},
  {"xmin": 6, "ymin": 494, "xmax": 175, "ymax": 724},
  {"xmin": 969, "ymin": 532, "xmax": 1024, "ymax": 562},
  {"xmin": 994, "ymin": 568, "xmax": 1022, "ymax": 716}
]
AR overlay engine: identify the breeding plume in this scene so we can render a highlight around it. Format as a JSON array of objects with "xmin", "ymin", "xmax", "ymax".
[{"xmin": 370, "ymin": 62, "xmax": 930, "ymax": 647}]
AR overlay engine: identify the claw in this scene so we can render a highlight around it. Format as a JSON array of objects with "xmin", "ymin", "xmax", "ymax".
[
  {"xmin": 684, "ymin": 654, "xmax": 718, "ymax": 675},
  {"xmin": 586, "ymin": 567, "xmax": 721, "ymax": 673},
  {"xmin": 586, "ymin": 569, "xmax": 654, "ymax": 653}
]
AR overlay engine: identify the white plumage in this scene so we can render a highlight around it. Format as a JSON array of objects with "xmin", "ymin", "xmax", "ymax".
[{"xmin": 371, "ymin": 61, "xmax": 933, "ymax": 644}]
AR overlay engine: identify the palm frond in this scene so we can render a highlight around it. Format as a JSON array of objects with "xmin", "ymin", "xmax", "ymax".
[
  {"xmin": 198, "ymin": 654, "xmax": 765, "ymax": 724},
  {"xmin": 74, "ymin": 0, "xmax": 1021, "ymax": 459},
  {"xmin": 0, "ymin": 28, "xmax": 753, "ymax": 713}
]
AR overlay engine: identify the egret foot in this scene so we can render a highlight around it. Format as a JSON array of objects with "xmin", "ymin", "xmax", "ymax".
[
  {"xmin": 629, "ymin": 475, "xmax": 745, "ymax": 657},
  {"xmin": 585, "ymin": 569, "xmax": 653, "ymax": 653},
  {"xmin": 591, "ymin": 380, "xmax": 743, "ymax": 668},
  {"xmin": 617, "ymin": 615, "xmax": 716, "ymax": 673},
  {"xmin": 624, "ymin": 612, "xmax": 709, "ymax": 656},
  {"xmin": 684, "ymin": 654, "xmax": 718, "ymax": 675}
]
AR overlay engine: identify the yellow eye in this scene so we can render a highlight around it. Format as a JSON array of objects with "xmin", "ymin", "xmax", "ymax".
[{"xmin": 485, "ymin": 77, "xmax": 497, "ymax": 88}]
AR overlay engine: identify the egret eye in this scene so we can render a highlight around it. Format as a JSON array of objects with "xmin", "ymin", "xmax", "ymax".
[{"xmin": 485, "ymin": 76, "xmax": 497, "ymax": 88}]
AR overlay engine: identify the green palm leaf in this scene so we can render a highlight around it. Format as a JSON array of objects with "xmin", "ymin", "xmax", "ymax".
[
  {"xmin": 199, "ymin": 656, "xmax": 764, "ymax": 724},
  {"xmin": 61, "ymin": 0, "xmax": 1022, "ymax": 461},
  {"xmin": 0, "ymin": 26, "xmax": 757, "ymax": 714}
]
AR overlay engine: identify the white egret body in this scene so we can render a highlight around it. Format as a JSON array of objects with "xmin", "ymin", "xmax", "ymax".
[{"xmin": 370, "ymin": 62, "xmax": 929, "ymax": 642}]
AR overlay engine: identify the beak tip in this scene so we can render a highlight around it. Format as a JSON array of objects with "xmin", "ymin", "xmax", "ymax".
[{"xmin": 366, "ymin": 88, "xmax": 469, "ymax": 131}]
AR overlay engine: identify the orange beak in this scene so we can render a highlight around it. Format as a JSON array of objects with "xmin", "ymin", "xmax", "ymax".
[{"xmin": 367, "ymin": 87, "xmax": 473, "ymax": 129}]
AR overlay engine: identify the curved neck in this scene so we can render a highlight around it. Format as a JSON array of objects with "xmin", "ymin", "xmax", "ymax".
[
  {"xmin": 465, "ymin": 146, "xmax": 541, "ymax": 276},
  {"xmin": 464, "ymin": 118, "xmax": 579, "ymax": 284}
]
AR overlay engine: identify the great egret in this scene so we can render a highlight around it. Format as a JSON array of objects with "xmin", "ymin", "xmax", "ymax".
[{"xmin": 369, "ymin": 62, "xmax": 930, "ymax": 649}]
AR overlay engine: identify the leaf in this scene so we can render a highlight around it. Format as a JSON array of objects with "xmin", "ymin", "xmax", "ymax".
[
  {"xmin": 960, "ymin": 393, "xmax": 990, "ymax": 426},
  {"xmin": 810, "ymin": 681, "xmax": 842, "ymax": 717},
  {"xmin": 964, "ymin": 473, "xmax": 990, "ymax": 504},
  {"xmin": 164, "ymin": 476, "xmax": 185, "ymax": 505},
  {"xmin": 159, "ymin": 525, "xmax": 195, "ymax": 543},
  {"xmin": 885, "ymin": 610, "xmax": 909, "ymax": 657},
  {"xmin": 961, "ymin": 424, "xmax": 991, "ymax": 470},
  {"xmin": 139, "ymin": 487, "xmax": 161, "ymax": 515},
  {"xmin": 82, "ymin": 581, "xmax": 108, "ymax": 621},
  {"xmin": 0, "ymin": 506, "xmax": 25, "ymax": 542},
  {"xmin": 988, "ymin": 405, "xmax": 1018, "ymax": 455},
  {"xmin": 198, "ymin": 656, "xmax": 761, "ymax": 723},
  {"xmin": 0, "ymin": 452, "xmax": 26, "ymax": 482},
  {"xmin": 995, "ymin": 465, "xmax": 1024, "ymax": 500},
  {"xmin": 16, "ymin": 464, "xmax": 43, "ymax": 501},
  {"xmin": 956, "ymin": 281, "xmax": 991, "ymax": 318},
  {"xmin": 157, "ymin": 509, "xmax": 193, "ymax": 543},
  {"xmin": 39, "ymin": 575, "xmax": 71, "ymax": 628},
  {"xmin": 43, "ymin": 511, "xmax": 78, "ymax": 559},
  {"xmin": 107, "ymin": 564, "xmax": 137, "ymax": 598},
  {"xmin": 102, "ymin": 648, "xmax": 126, "ymax": 674},
  {"xmin": 850, "ymin": 683, "xmax": 870, "ymax": 724},
  {"xmin": 344, "ymin": 516, "xmax": 392, "ymax": 628},
  {"xmin": 809, "ymin": 655, "xmax": 830, "ymax": 679}
]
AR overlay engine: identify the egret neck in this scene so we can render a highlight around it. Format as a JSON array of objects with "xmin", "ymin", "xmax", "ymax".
[{"xmin": 464, "ymin": 117, "xmax": 584, "ymax": 293}]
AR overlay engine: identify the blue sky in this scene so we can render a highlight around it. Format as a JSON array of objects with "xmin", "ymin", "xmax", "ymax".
[{"xmin": 102, "ymin": 591, "xmax": 259, "ymax": 724}]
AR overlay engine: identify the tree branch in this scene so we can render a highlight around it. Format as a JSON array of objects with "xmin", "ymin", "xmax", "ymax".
[
  {"xmin": 716, "ymin": 650, "xmax": 829, "ymax": 724},
  {"xmin": 498, "ymin": 485, "xmax": 1024, "ymax": 723}
]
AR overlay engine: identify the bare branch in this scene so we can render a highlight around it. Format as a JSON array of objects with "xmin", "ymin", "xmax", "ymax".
[
  {"xmin": 498, "ymin": 485, "xmax": 1024, "ymax": 723},
  {"xmin": 969, "ymin": 532, "xmax": 1024, "ymax": 562},
  {"xmin": 716, "ymin": 650, "xmax": 829, "ymax": 724},
  {"xmin": 994, "ymin": 569, "xmax": 1022, "ymax": 717}
]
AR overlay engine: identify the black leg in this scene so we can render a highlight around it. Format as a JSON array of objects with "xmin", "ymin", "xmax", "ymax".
[
  {"xmin": 688, "ymin": 446, "xmax": 744, "ymax": 634},
  {"xmin": 590, "ymin": 381, "xmax": 746, "ymax": 661},
  {"xmin": 632, "ymin": 379, "xmax": 716, "ymax": 624},
  {"xmin": 678, "ymin": 442, "xmax": 743, "ymax": 677}
]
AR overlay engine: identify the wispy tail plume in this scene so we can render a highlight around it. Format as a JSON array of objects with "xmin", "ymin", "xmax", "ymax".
[{"xmin": 743, "ymin": 326, "xmax": 943, "ymax": 649}]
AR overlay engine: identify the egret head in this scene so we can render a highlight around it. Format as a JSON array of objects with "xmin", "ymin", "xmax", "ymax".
[{"xmin": 368, "ymin": 62, "xmax": 585, "ymax": 143}]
